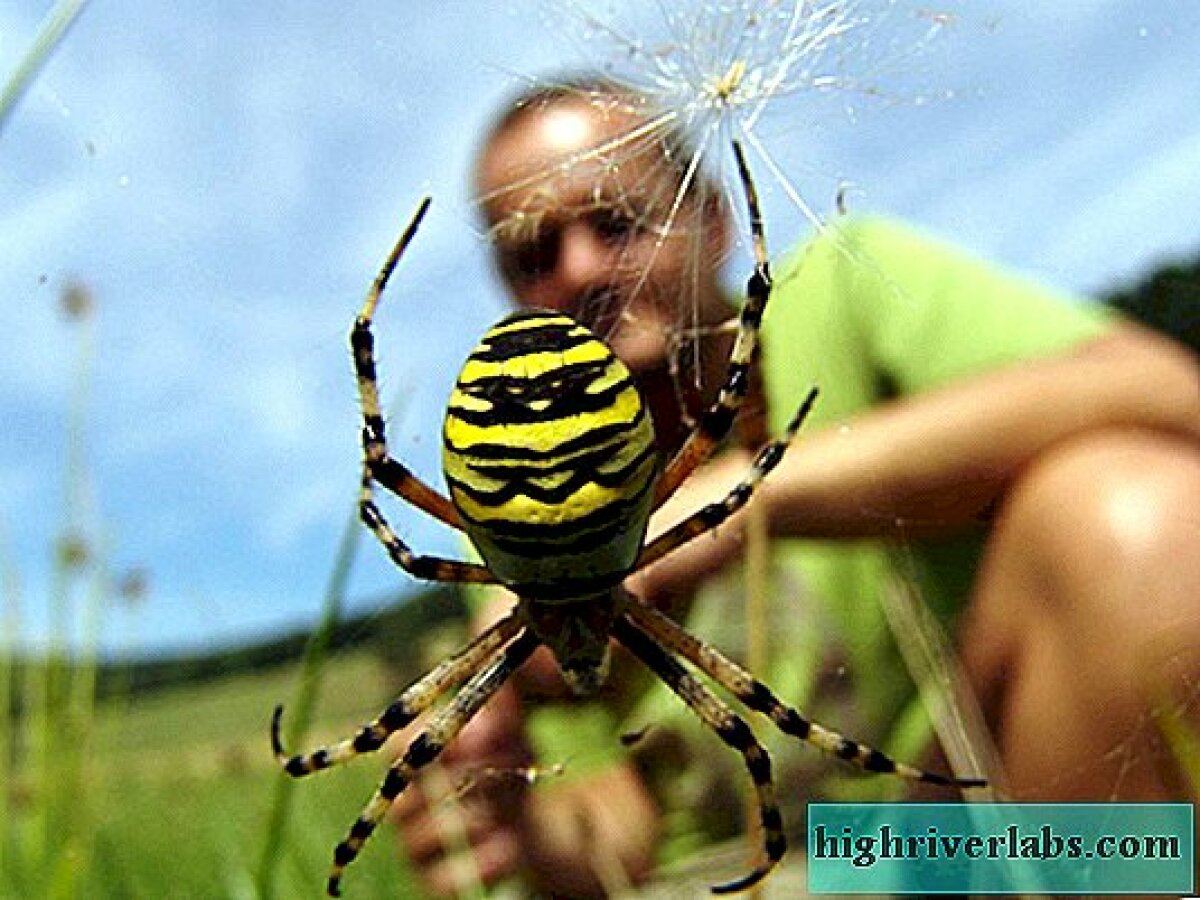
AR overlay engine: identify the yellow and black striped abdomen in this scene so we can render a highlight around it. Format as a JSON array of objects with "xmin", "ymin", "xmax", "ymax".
[{"xmin": 443, "ymin": 310, "xmax": 658, "ymax": 599}]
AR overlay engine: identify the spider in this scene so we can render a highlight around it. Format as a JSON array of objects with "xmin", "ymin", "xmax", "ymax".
[{"xmin": 271, "ymin": 140, "xmax": 986, "ymax": 896}]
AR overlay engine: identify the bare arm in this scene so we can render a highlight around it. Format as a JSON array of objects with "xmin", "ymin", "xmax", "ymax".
[
  {"xmin": 633, "ymin": 325, "xmax": 1200, "ymax": 598},
  {"xmin": 394, "ymin": 326, "xmax": 1197, "ymax": 894},
  {"xmin": 766, "ymin": 324, "xmax": 1199, "ymax": 536}
]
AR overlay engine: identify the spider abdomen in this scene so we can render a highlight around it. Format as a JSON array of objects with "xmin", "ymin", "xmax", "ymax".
[{"xmin": 443, "ymin": 309, "xmax": 658, "ymax": 598}]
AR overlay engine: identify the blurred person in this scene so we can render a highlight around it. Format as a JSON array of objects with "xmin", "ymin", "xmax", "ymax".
[{"xmin": 391, "ymin": 77, "xmax": 1200, "ymax": 898}]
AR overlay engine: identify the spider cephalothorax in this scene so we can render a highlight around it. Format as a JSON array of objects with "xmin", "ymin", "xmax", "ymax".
[{"xmin": 271, "ymin": 141, "xmax": 985, "ymax": 898}]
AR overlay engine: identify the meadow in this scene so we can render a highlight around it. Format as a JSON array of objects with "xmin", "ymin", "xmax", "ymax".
[{"xmin": 0, "ymin": 603, "xmax": 469, "ymax": 900}]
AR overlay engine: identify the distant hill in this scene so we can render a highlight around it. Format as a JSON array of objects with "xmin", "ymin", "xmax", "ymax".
[{"xmin": 88, "ymin": 586, "xmax": 466, "ymax": 699}]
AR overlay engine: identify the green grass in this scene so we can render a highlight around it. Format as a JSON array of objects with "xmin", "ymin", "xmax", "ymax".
[
  {"xmin": 3, "ymin": 648, "xmax": 429, "ymax": 900},
  {"xmin": 0, "ymin": 0, "xmax": 90, "ymax": 136},
  {"xmin": 0, "ymin": 283, "xmax": 430, "ymax": 898},
  {"xmin": 0, "ymin": 281, "xmax": 465, "ymax": 898},
  {"xmin": 1, "ymin": 209, "xmax": 1193, "ymax": 900}
]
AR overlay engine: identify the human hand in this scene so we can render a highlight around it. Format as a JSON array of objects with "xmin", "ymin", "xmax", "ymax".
[{"xmin": 518, "ymin": 761, "xmax": 661, "ymax": 898}]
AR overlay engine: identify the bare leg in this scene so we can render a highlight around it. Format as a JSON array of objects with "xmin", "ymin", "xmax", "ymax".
[{"xmin": 962, "ymin": 429, "xmax": 1200, "ymax": 801}]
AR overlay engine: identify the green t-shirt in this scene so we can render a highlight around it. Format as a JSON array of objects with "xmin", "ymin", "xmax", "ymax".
[
  {"xmin": 519, "ymin": 217, "xmax": 1115, "ymax": 858},
  {"xmin": 756, "ymin": 216, "xmax": 1116, "ymax": 720}
]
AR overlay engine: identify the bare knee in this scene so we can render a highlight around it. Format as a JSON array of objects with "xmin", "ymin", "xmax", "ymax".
[
  {"xmin": 1027, "ymin": 428, "xmax": 1193, "ymax": 587},
  {"xmin": 993, "ymin": 426, "xmax": 1200, "ymax": 679},
  {"xmin": 968, "ymin": 428, "xmax": 1200, "ymax": 643},
  {"xmin": 964, "ymin": 428, "xmax": 1200, "ymax": 798}
]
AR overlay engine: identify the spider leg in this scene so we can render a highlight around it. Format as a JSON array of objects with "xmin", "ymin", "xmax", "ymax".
[
  {"xmin": 654, "ymin": 141, "xmax": 773, "ymax": 508},
  {"xmin": 351, "ymin": 195, "xmax": 464, "ymax": 531},
  {"xmin": 624, "ymin": 600, "xmax": 987, "ymax": 789},
  {"xmin": 636, "ymin": 386, "xmax": 817, "ymax": 570},
  {"xmin": 612, "ymin": 614, "xmax": 784, "ymax": 895},
  {"xmin": 271, "ymin": 610, "xmax": 524, "ymax": 776},
  {"xmin": 358, "ymin": 468, "xmax": 497, "ymax": 584},
  {"xmin": 325, "ymin": 629, "xmax": 540, "ymax": 897}
]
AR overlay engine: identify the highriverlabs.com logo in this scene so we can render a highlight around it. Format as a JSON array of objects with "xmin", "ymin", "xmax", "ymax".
[{"xmin": 808, "ymin": 803, "xmax": 1195, "ymax": 895}]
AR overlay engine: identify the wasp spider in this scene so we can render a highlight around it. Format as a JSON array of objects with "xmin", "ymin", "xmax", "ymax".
[{"xmin": 272, "ymin": 141, "xmax": 985, "ymax": 896}]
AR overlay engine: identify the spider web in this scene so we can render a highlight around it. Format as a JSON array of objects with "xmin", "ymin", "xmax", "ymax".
[
  {"xmin": 5, "ymin": 3, "xmax": 1197, "ymax": 897},
  {"xmin": 271, "ymin": 5, "xmax": 1200, "ymax": 897},
  {"xmin": 474, "ymin": 0, "xmax": 970, "ymax": 694},
  {"xmin": 525, "ymin": 0, "xmax": 949, "ymax": 349},
  {"xmin": 438, "ymin": 0, "xmax": 1200, "ymax": 881},
  {"xmin": 468, "ymin": 0, "xmax": 954, "ymax": 448}
]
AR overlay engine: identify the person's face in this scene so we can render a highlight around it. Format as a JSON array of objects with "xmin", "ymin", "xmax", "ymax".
[{"xmin": 476, "ymin": 97, "xmax": 729, "ymax": 375}]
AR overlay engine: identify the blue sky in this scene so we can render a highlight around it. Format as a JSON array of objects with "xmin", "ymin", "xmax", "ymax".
[{"xmin": 2, "ymin": 1, "xmax": 1198, "ymax": 655}]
